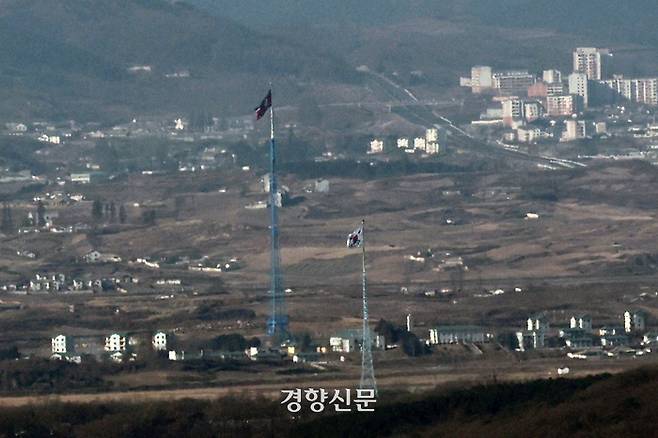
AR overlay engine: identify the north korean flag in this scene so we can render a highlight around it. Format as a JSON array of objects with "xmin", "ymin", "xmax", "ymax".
[{"xmin": 254, "ymin": 90, "xmax": 272, "ymax": 120}]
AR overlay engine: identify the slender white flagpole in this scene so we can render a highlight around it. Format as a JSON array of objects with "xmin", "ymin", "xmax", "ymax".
[{"xmin": 269, "ymin": 85, "xmax": 274, "ymax": 141}]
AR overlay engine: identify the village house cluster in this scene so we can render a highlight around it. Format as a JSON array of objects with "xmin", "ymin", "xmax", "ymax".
[
  {"xmin": 516, "ymin": 309, "xmax": 654, "ymax": 359},
  {"xmin": 368, "ymin": 128, "xmax": 446, "ymax": 156}
]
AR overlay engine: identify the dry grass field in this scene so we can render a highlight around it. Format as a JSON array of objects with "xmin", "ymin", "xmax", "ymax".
[{"xmin": 1, "ymin": 160, "xmax": 658, "ymax": 397}]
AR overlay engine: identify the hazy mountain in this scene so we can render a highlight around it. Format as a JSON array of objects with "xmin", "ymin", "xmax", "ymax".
[
  {"xmin": 0, "ymin": 0, "xmax": 359, "ymax": 121},
  {"xmin": 190, "ymin": 0, "xmax": 658, "ymax": 48}
]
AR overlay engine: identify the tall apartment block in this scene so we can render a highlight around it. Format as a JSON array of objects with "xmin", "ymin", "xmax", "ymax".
[
  {"xmin": 573, "ymin": 47, "xmax": 609, "ymax": 80},
  {"xmin": 569, "ymin": 72, "xmax": 589, "ymax": 108}
]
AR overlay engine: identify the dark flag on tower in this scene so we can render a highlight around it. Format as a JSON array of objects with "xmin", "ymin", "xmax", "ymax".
[{"xmin": 254, "ymin": 90, "xmax": 272, "ymax": 120}]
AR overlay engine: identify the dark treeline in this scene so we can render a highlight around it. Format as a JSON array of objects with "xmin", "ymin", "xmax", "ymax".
[{"xmin": 3, "ymin": 366, "xmax": 658, "ymax": 437}]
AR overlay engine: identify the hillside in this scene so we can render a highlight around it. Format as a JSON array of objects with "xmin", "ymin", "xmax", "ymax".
[
  {"xmin": 190, "ymin": 0, "xmax": 658, "ymax": 94},
  {"xmin": 191, "ymin": 0, "xmax": 658, "ymax": 46},
  {"xmin": 0, "ymin": 0, "xmax": 359, "ymax": 121}
]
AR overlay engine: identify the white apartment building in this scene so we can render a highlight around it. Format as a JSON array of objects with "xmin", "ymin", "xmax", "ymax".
[
  {"xmin": 104, "ymin": 333, "xmax": 127, "ymax": 352},
  {"xmin": 396, "ymin": 138, "xmax": 409, "ymax": 149},
  {"xmin": 604, "ymin": 77, "xmax": 658, "ymax": 106},
  {"xmin": 523, "ymin": 101, "xmax": 543, "ymax": 121},
  {"xmin": 624, "ymin": 310, "xmax": 647, "ymax": 333},
  {"xmin": 426, "ymin": 128, "xmax": 438, "ymax": 143},
  {"xmin": 425, "ymin": 142, "xmax": 440, "ymax": 155},
  {"xmin": 152, "ymin": 332, "xmax": 168, "ymax": 351},
  {"xmin": 547, "ymin": 95, "xmax": 575, "ymax": 116},
  {"xmin": 542, "ymin": 69, "xmax": 562, "ymax": 84},
  {"xmin": 413, "ymin": 137, "xmax": 426, "ymax": 151},
  {"xmin": 502, "ymin": 99, "xmax": 524, "ymax": 121},
  {"xmin": 492, "ymin": 70, "xmax": 536, "ymax": 95},
  {"xmin": 516, "ymin": 128, "xmax": 542, "ymax": 144},
  {"xmin": 573, "ymin": 47, "xmax": 607, "ymax": 80},
  {"xmin": 52, "ymin": 334, "xmax": 73, "ymax": 354},
  {"xmin": 568, "ymin": 72, "xmax": 589, "ymax": 108},
  {"xmin": 471, "ymin": 65, "xmax": 493, "ymax": 92},
  {"xmin": 564, "ymin": 120, "xmax": 587, "ymax": 141}
]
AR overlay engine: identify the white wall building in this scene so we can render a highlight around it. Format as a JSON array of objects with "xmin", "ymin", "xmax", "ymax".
[
  {"xmin": 105, "ymin": 333, "xmax": 127, "ymax": 352},
  {"xmin": 426, "ymin": 128, "xmax": 438, "ymax": 143},
  {"xmin": 516, "ymin": 128, "xmax": 542, "ymax": 144},
  {"xmin": 547, "ymin": 95, "xmax": 575, "ymax": 116},
  {"xmin": 527, "ymin": 314, "xmax": 550, "ymax": 331},
  {"xmin": 568, "ymin": 72, "xmax": 589, "ymax": 108},
  {"xmin": 471, "ymin": 66, "xmax": 493, "ymax": 93},
  {"xmin": 397, "ymin": 138, "xmax": 409, "ymax": 149},
  {"xmin": 569, "ymin": 314, "xmax": 592, "ymax": 330},
  {"xmin": 602, "ymin": 77, "xmax": 658, "ymax": 106},
  {"xmin": 564, "ymin": 120, "xmax": 587, "ymax": 141},
  {"xmin": 523, "ymin": 101, "xmax": 543, "ymax": 121},
  {"xmin": 492, "ymin": 71, "xmax": 536, "ymax": 95},
  {"xmin": 413, "ymin": 137, "xmax": 426, "ymax": 151},
  {"xmin": 573, "ymin": 47, "xmax": 607, "ymax": 80},
  {"xmin": 52, "ymin": 334, "xmax": 73, "ymax": 354},
  {"xmin": 70, "ymin": 173, "xmax": 91, "ymax": 184},
  {"xmin": 543, "ymin": 69, "xmax": 562, "ymax": 84},
  {"xmin": 624, "ymin": 310, "xmax": 647, "ymax": 333},
  {"xmin": 369, "ymin": 139, "xmax": 384, "ymax": 154},
  {"xmin": 152, "ymin": 331, "xmax": 168, "ymax": 351},
  {"xmin": 516, "ymin": 330, "xmax": 545, "ymax": 352}
]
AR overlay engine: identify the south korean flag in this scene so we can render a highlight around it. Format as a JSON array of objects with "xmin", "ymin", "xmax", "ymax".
[{"xmin": 346, "ymin": 226, "xmax": 363, "ymax": 248}]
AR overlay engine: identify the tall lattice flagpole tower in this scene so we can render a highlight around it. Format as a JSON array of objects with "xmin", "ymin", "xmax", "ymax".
[
  {"xmin": 265, "ymin": 89, "xmax": 289, "ymax": 341},
  {"xmin": 359, "ymin": 220, "xmax": 377, "ymax": 394}
]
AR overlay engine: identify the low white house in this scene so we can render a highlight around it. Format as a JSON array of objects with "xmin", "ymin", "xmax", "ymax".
[
  {"xmin": 152, "ymin": 331, "xmax": 168, "ymax": 351},
  {"xmin": 105, "ymin": 333, "xmax": 127, "ymax": 352},
  {"xmin": 70, "ymin": 173, "xmax": 91, "ymax": 184},
  {"xmin": 52, "ymin": 334, "xmax": 73, "ymax": 354},
  {"xmin": 569, "ymin": 314, "xmax": 592, "ymax": 331},
  {"xmin": 329, "ymin": 337, "xmax": 355, "ymax": 353},
  {"xmin": 516, "ymin": 330, "xmax": 545, "ymax": 352},
  {"xmin": 428, "ymin": 326, "xmax": 491, "ymax": 345},
  {"xmin": 368, "ymin": 139, "xmax": 384, "ymax": 154},
  {"xmin": 527, "ymin": 313, "xmax": 549, "ymax": 331}
]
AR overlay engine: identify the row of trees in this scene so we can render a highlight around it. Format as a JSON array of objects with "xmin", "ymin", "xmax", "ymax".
[
  {"xmin": 375, "ymin": 318, "xmax": 429, "ymax": 357},
  {"xmin": 91, "ymin": 200, "xmax": 128, "ymax": 224}
]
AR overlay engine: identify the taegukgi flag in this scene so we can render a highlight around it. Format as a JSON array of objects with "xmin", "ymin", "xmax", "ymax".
[
  {"xmin": 347, "ymin": 226, "xmax": 363, "ymax": 248},
  {"xmin": 254, "ymin": 89, "xmax": 272, "ymax": 120}
]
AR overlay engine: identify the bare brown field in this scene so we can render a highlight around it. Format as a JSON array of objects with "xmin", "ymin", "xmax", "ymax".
[{"xmin": 1, "ymin": 160, "xmax": 658, "ymax": 396}]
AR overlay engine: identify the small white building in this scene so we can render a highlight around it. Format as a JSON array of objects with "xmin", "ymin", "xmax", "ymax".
[
  {"xmin": 314, "ymin": 179, "xmax": 330, "ymax": 193},
  {"xmin": 570, "ymin": 314, "xmax": 592, "ymax": 331},
  {"xmin": 397, "ymin": 138, "xmax": 409, "ymax": 149},
  {"xmin": 527, "ymin": 313, "xmax": 549, "ymax": 331},
  {"xmin": 516, "ymin": 127, "xmax": 542, "ymax": 144},
  {"xmin": 624, "ymin": 310, "xmax": 647, "ymax": 333},
  {"xmin": 369, "ymin": 139, "xmax": 384, "ymax": 154},
  {"xmin": 329, "ymin": 336, "xmax": 355, "ymax": 353},
  {"xmin": 152, "ymin": 331, "xmax": 168, "ymax": 351},
  {"xmin": 70, "ymin": 173, "xmax": 91, "ymax": 184},
  {"xmin": 428, "ymin": 326, "xmax": 491, "ymax": 345},
  {"xmin": 426, "ymin": 128, "xmax": 438, "ymax": 143},
  {"xmin": 413, "ymin": 137, "xmax": 426, "ymax": 151},
  {"xmin": 425, "ymin": 142, "xmax": 440, "ymax": 155},
  {"xmin": 52, "ymin": 334, "xmax": 73, "ymax": 354},
  {"xmin": 516, "ymin": 330, "xmax": 545, "ymax": 352},
  {"xmin": 105, "ymin": 333, "xmax": 127, "ymax": 352}
]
